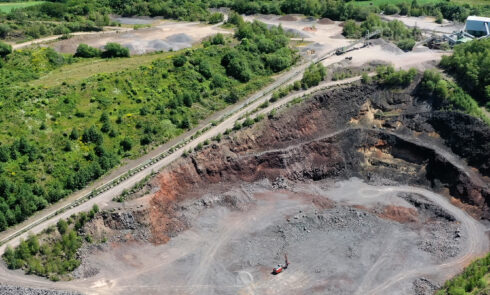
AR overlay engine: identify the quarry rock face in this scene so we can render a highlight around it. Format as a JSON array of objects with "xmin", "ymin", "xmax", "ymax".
[
  {"xmin": 147, "ymin": 84, "xmax": 490, "ymax": 243},
  {"xmin": 64, "ymin": 83, "xmax": 489, "ymax": 295}
]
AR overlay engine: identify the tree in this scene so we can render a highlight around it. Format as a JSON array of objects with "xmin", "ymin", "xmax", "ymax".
[
  {"xmin": 343, "ymin": 20, "xmax": 362, "ymax": 38},
  {"xmin": 120, "ymin": 138, "xmax": 132, "ymax": 151},
  {"xmin": 210, "ymin": 33, "xmax": 225, "ymax": 45},
  {"xmin": 0, "ymin": 41, "xmax": 12, "ymax": 58},
  {"xmin": 74, "ymin": 44, "xmax": 101, "ymax": 58},
  {"xmin": 0, "ymin": 24, "xmax": 11, "ymax": 39},
  {"xmin": 101, "ymin": 43, "xmax": 130, "ymax": 58},
  {"xmin": 301, "ymin": 63, "xmax": 326, "ymax": 88},
  {"xmin": 81, "ymin": 126, "xmax": 103, "ymax": 144},
  {"xmin": 57, "ymin": 219, "xmax": 68, "ymax": 235},
  {"xmin": 69, "ymin": 128, "xmax": 79, "ymax": 140},
  {"xmin": 208, "ymin": 12, "xmax": 224, "ymax": 24},
  {"xmin": 397, "ymin": 38, "xmax": 416, "ymax": 51},
  {"xmin": 173, "ymin": 55, "xmax": 187, "ymax": 67},
  {"xmin": 0, "ymin": 211, "xmax": 6, "ymax": 231}
]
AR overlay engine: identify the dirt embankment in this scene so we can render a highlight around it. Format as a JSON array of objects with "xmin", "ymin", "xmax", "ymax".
[{"xmin": 147, "ymin": 84, "xmax": 490, "ymax": 243}]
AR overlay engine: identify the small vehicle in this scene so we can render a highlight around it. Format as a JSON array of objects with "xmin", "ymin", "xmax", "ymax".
[
  {"xmin": 345, "ymin": 56, "xmax": 353, "ymax": 60},
  {"xmin": 272, "ymin": 254, "xmax": 290, "ymax": 275}
]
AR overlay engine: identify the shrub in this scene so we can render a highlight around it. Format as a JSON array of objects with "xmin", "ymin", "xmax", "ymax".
[
  {"xmin": 301, "ymin": 63, "xmax": 327, "ymax": 88},
  {"xmin": 361, "ymin": 73, "xmax": 371, "ymax": 84},
  {"xmin": 383, "ymin": 4, "xmax": 400, "ymax": 15},
  {"xmin": 0, "ymin": 41, "xmax": 12, "ymax": 58},
  {"xmin": 172, "ymin": 54, "xmax": 187, "ymax": 67},
  {"xmin": 397, "ymin": 38, "xmax": 416, "ymax": 51},
  {"xmin": 74, "ymin": 44, "xmax": 101, "ymax": 58},
  {"xmin": 120, "ymin": 138, "xmax": 132, "ymax": 151},
  {"xmin": 0, "ymin": 24, "xmax": 11, "ymax": 39},
  {"xmin": 343, "ymin": 20, "xmax": 362, "ymax": 38},
  {"xmin": 208, "ymin": 12, "xmax": 224, "ymax": 24},
  {"xmin": 210, "ymin": 33, "xmax": 225, "ymax": 45},
  {"xmin": 101, "ymin": 43, "xmax": 129, "ymax": 58}
]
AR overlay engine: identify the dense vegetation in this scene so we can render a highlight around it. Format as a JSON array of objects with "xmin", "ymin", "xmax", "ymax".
[
  {"xmin": 343, "ymin": 14, "xmax": 421, "ymax": 51},
  {"xmin": 2, "ymin": 205, "xmax": 99, "ymax": 281},
  {"xmin": 1, "ymin": 0, "xmax": 487, "ymax": 42},
  {"xmin": 0, "ymin": 17, "xmax": 296, "ymax": 230},
  {"xmin": 420, "ymin": 70, "xmax": 489, "ymax": 124},
  {"xmin": 436, "ymin": 253, "xmax": 490, "ymax": 295},
  {"xmin": 376, "ymin": 65, "xmax": 417, "ymax": 87},
  {"xmin": 440, "ymin": 38, "xmax": 490, "ymax": 109}
]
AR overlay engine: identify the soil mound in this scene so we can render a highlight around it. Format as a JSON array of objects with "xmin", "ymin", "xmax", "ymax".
[
  {"xmin": 318, "ymin": 18, "xmax": 334, "ymax": 24},
  {"xmin": 278, "ymin": 15, "xmax": 297, "ymax": 21}
]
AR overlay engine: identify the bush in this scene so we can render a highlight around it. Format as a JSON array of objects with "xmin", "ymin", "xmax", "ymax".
[
  {"xmin": 0, "ymin": 24, "xmax": 11, "ymax": 39},
  {"xmin": 0, "ymin": 41, "xmax": 12, "ymax": 58},
  {"xmin": 343, "ymin": 20, "xmax": 362, "ymax": 38},
  {"xmin": 301, "ymin": 63, "xmax": 327, "ymax": 88},
  {"xmin": 383, "ymin": 4, "xmax": 400, "ymax": 15},
  {"xmin": 74, "ymin": 44, "xmax": 101, "ymax": 58},
  {"xmin": 120, "ymin": 138, "xmax": 132, "ymax": 151},
  {"xmin": 101, "ymin": 43, "xmax": 129, "ymax": 58},
  {"xmin": 377, "ymin": 66, "xmax": 417, "ymax": 87},
  {"xmin": 172, "ymin": 54, "xmax": 187, "ymax": 67},
  {"xmin": 361, "ymin": 73, "xmax": 371, "ymax": 84},
  {"xmin": 210, "ymin": 33, "xmax": 225, "ymax": 45},
  {"xmin": 397, "ymin": 38, "xmax": 416, "ymax": 51},
  {"xmin": 208, "ymin": 12, "xmax": 224, "ymax": 24}
]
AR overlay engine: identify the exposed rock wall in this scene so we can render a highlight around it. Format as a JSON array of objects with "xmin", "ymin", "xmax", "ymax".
[{"xmin": 148, "ymin": 84, "xmax": 490, "ymax": 243}]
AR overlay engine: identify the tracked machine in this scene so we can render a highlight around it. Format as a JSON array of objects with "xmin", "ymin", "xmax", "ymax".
[{"xmin": 272, "ymin": 254, "xmax": 290, "ymax": 275}]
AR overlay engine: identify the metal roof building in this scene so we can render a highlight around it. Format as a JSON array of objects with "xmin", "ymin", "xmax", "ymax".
[{"xmin": 464, "ymin": 16, "xmax": 490, "ymax": 37}]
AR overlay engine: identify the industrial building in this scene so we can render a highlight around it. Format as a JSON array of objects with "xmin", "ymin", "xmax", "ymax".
[{"xmin": 464, "ymin": 16, "xmax": 490, "ymax": 37}]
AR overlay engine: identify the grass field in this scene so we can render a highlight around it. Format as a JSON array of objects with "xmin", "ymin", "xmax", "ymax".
[
  {"xmin": 352, "ymin": 0, "xmax": 489, "ymax": 7},
  {"xmin": 31, "ymin": 50, "xmax": 180, "ymax": 88},
  {"xmin": 0, "ymin": 1, "xmax": 45, "ymax": 13}
]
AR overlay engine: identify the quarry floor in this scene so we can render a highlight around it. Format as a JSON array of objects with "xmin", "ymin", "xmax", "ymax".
[{"xmin": 50, "ymin": 178, "xmax": 488, "ymax": 295}]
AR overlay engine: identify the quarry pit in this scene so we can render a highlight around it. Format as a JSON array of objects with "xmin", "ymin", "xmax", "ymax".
[
  {"xmin": 1, "ymin": 82, "xmax": 488, "ymax": 295},
  {"xmin": 56, "ymin": 82, "xmax": 489, "ymax": 295}
]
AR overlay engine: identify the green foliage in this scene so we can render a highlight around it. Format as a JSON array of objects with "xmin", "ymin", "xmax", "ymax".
[
  {"xmin": 397, "ymin": 38, "xmax": 416, "ymax": 51},
  {"xmin": 0, "ymin": 41, "xmax": 12, "ymax": 57},
  {"xmin": 210, "ymin": 33, "xmax": 225, "ymax": 45},
  {"xmin": 343, "ymin": 14, "xmax": 421, "ymax": 48},
  {"xmin": 101, "ymin": 43, "xmax": 130, "ymax": 58},
  {"xmin": 0, "ymin": 19, "xmax": 293, "ymax": 230},
  {"xmin": 301, "ymin": 63, "xmax": 327, "ymax": 88},
  {"xmin": 440, "ymin": 38, "xmax": 490, "ymax": 105},
  {"xmin": 74, "ymin": 44, "xmax": 101, "ymax": 58},
  {"xmin": 376, "ymin": 65, "xmax": 417, "ymax": 87},
  {"xmin": 1, "ymin": 209, "xmax": 102, "ymax": 279},
  {"xmin": 436, "ymin": 253, "xmax": 490, "ymax": 295},
  {"xmin": 208, "ymin": 12, "xmax": 224, "ymax": 24},
  {"xmin": 361, "ymin": 73, "xmax": 372, "ymax": 84},
  {"xmin": 420, "ymin": 70, "xmax": 489, "ymax": 124},
  {"xmin": 343, "ymin": 20, "xmax": 362, "ymax": 38}
]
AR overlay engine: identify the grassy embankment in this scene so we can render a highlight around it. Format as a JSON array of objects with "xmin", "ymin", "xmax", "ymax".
[{"xmin": 0, "ymin": 1, "xmax": 44, "ymax": 13}]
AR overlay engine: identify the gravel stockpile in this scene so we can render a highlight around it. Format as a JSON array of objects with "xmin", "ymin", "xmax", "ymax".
[{"xmin": 0, "ymin": 285, "xmax": 82, "ymax": 295}]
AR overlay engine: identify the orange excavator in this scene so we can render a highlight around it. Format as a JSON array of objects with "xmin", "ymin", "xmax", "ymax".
[{"xmin": 272, "ymin": 254, "xmax": 289, "ymax": 275}]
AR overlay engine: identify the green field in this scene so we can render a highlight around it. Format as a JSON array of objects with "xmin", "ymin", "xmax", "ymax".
[
  {"xmin": 31, "ymin": 50, "xmax": 181, "ymax": 88},
  {"xmin": 0, "ymin": 1, "xmax": 44, "ymax": 13}
]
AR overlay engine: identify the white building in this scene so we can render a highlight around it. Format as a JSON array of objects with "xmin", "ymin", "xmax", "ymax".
[{"xmin": 464, "ymin": 16, "xmax": 490, "ymax": 37}]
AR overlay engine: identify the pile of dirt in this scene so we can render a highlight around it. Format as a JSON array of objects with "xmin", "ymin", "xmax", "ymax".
[
  {"xmin": 278, "ymin": 15, "xmax": 297, "ymax": 21},
  {"xmin": 303, "ymin": 26, "xmax": 317, "ymax": 32},
  {"xmin": 318, "ymin": 18, "xmax": 334, "ymax": 24},
  {"xmin": 0, "ymin": 284, "xmax": 81, "ymax": 295}
]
